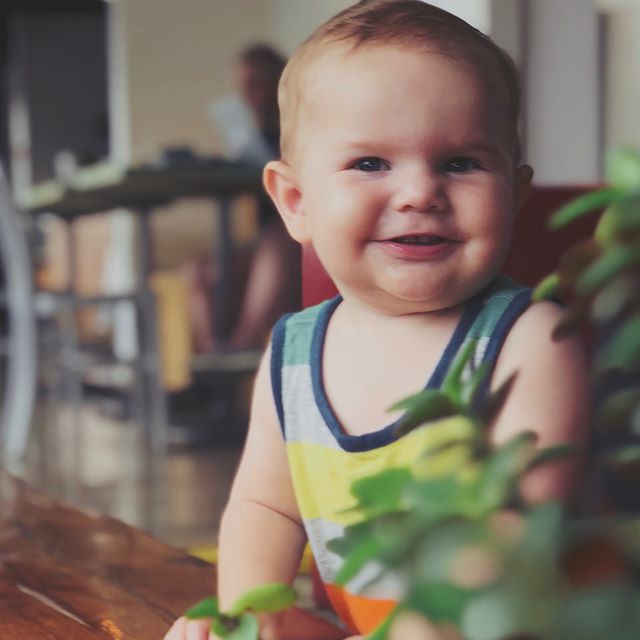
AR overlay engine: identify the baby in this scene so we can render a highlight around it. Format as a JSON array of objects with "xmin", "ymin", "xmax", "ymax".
[{"xmin": 166, "ymin": 1, "xmax": 589, "ymax": 638}]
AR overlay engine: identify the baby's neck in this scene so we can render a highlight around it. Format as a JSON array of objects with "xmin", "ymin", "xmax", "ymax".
[
  {"xmin": 336, "ymin": 296, "xmax": 463, "ymax": 339},
  {"xmin": 322, "ymin": 297, "xmax": 465, "ymax": 437}
]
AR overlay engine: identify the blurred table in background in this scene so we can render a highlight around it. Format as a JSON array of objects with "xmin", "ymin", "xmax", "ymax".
[
  {"xmin": 0, "ymin": 470, "xmax": 213, "ymax": 639},
  {"xmin": 21, "ymin": 155, "xmax": 263, "ymax": 458}
]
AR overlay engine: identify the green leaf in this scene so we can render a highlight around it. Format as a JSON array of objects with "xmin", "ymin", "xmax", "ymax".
[
  {"xmin": 406, "ymin": 582, "xmax": 473, "ymax": 624},
  {"xmin": 482, "ymin": 372, "xmax": 518, "ymax": 424},
  {"xmin": 605, "ymin": 629, "xmax": 640, "ymax": 640},
  {"xmin": 606, "ymin": 148, "xmax": 640, "ymax": 191},
  {"xmin": 596, "ymin": 313, "xmax": 640, "ymax": 372},
  {"xmin": 608, "ymin": 195, "xmax": 640, "ymax": 233},
  {"xmin": 519, "ymin": 502, "xmax": 564, "ymax": 566},
  {"xmin": 366, "ymin": 610, "xmax": 397, "ymax": 640},
  {"xmin": 407, "ymin": 476, "xmax": 474, "ymax": 521},
  {"xmin": 532, "ymin": 272, "xmax": 561, "ymax": 302},
  {"xmin": 389, "ymin": 389, "xmax": 444, "ymax": 413},
  {"xmin": 333, "ymin": 532, "xmax": 384, "ymax": 585},
  {"xmin": 592, "ymin": 193, "xmax": 640, "ymax": 250},
  {"xmin": 593, "ymin": 275, "xmax": 636, "ymax": 322},
  {"xmin": 185, "ymin": 596, "xmax": 220, "ymax": 619},
  {"xmin": 595, "ymin": 388, "xmax": 640, "ymax": 432},
  {"xmin": 442, "ymin": 339, "xmax": 477, "ymax": 402},
  {"xmin": 462, "ymin": 588, "xmax": 522, "ymax": 640},
  {"xmin": 576, "ymin": 244, "xmax": 640, "ymax": 294},
  {"xmin": 592, "ymin": 201, "xmax": 640, "ymax": 247},
  {"xmin": 549, "ymin": 187, "xmax": 618, "ymax": 229},
  {"xmin": 595, "ymin": 206, "xmax": 620, "ymax": 247},
  {"xmin": 328, "ymin": 520, "xmax": 374, "ymax": 558},
  {"xmin": 226, "ymin": 583, "xmax": 296, "ymax": 617},
  {"xmin": 350, "ymin": 468, "xmax": 413, "ymax": 517},
  {"xmin": 418, "ymin": 438, "xmax": 476, "ymax": 464},
  {"xmin": 392, "ymin": 390, "xmax": 458, "ymax": 436},
  {"xmin": 557, "ymin": 584, "xmax": 634, "ymax": 639},
  {"xmin": 525, "ymin": 443, "xmax": 577, "ymax": 472},
  {"xmin": 408, "ymin": 416, "xmax": 478, "ymax": 463},
  {"xmin": 608, "ymin": 445, "xmax": 640, "ymax": 465},
  {"xmin": 212, "ymin": 617, "xmax": 230, "ymax": 637},
  {"xmin": 475, "ymin": 432, "xmax": 537, "ymax": 509},
  {"xmin": 221, "ymin": 613, "xmax": 260, "ymax": 640},
  {"xmin": 556, "ymin": 239, "xmax": 603, "ymax": 284},
  {"xmin": 459, "ymin": 362, "xmax": 490, "ymax": 407}
]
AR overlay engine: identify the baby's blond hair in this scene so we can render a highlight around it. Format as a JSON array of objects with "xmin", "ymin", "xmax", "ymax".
[{"xmin": 279, "ymin": 0, "xmax": 521, "ymax": 162}]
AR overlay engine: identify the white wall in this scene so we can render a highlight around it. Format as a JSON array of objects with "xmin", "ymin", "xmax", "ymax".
[
  {"xmin": 490, "ymin": 0, "xmax": 524, "ymax": 67},
  {"xmin": 597, "ymin": 0, "xmax": 640, "ymax": 151},
  {"xmin": 267, "ymin": 0, "xmax": 352, "ymax": 54},
  {"xmin": 114, "ymin": 0, "xmax": 271, "ymax": 164},
  {"xmin": 427, "ymin": 0, "xmax": 492, "ymax": 33},
  {"xmin": 524, "ymin": 0, "xmax": 600, "ymax": 184},
  {"xmin": 110, "ymin": 0, "xmax": 362, "ymax": 163},
  {"xmin": 105, "ymin": 0, "xmax": 277, "ymax": 269}
]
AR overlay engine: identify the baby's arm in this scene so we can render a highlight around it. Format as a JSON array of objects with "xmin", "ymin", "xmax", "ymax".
[
  {"xmin": 489, "ymin": 301, "xmax": 590, "ymax": 503},
  {"xmin": 165, "ymin": 346, "xmax": 347, "ymax": 640},
  {"xmin": 217, "ymin": 344, "xmax": 305, "ymax": 608}
]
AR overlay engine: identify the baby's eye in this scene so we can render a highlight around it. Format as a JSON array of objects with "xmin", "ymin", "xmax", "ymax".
[
  {"xmin": 445, "ymin": 157, "xmax": 481, "ymax": 173},
  {"xmin": 350, "ymin": 157, "xmax": 390, "ymax": 172}
]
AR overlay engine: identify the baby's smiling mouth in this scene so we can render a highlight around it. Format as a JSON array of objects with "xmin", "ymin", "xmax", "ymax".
[
  {"xmin": 373, "ymin": 233, "xmax": 461, "ymax": 260},
  {"xmin": 387, "ymin": 234, "xmax": 449, "ymax": 245},
  {"xmin": 382, "ymin": 234, "xmax": 457, "ymax": 245}
]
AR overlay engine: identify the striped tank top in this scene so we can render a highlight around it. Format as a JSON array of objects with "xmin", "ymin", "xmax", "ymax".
[{"xmin": 270, "ymin": 275, "xmax": 531, "ymax": 635}]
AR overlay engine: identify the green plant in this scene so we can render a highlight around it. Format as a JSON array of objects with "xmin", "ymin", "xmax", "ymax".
[
  {"xmin": 184, "ymin": 583, "xmax": 296, "ymax": 640},
  {"xmin": 329, "ymin": 148, "xmax": 640, "ymax": 639},
  {"xmin": 534, "ymin": 148, "xmax": 640, "ymax": 511}
]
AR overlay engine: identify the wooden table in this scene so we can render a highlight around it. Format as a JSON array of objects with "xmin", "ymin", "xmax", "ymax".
[{"xmin": 0, "ymin": 471, "xmax": 214, "ymax": 639}]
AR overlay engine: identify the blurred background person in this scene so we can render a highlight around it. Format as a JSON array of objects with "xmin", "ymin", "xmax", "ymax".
[{"xmin": 184, "ymin": 43, "xmax": 300, "ymax": 354}]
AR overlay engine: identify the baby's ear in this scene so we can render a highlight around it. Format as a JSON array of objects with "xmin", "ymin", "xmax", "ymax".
[
  {"xmin": 263, "ymin": 160, "xmax": 311, "ymax": 244},
  {"xmin": 513, "ymin": 164, "xmax": 534, "ymax": 214}
]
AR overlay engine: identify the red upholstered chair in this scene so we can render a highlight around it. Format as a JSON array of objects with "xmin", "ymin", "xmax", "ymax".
[{"xmin": 302, "ymin": 185, "xmax": 599, "ymax": 307}]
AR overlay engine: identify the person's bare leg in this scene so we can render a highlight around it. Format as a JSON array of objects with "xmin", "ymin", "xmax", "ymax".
[
  {"xmin": 230, "ymin": 220, "xmax": 300, "ymax": 349},
  {"xmin": 181, "ymin": 257, "xmax": 216, "ymax": 353}
]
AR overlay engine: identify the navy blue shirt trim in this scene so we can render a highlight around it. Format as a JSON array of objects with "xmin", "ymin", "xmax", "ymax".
[
  {"xmin": 310, "ymin": 293, "xmax": 488, "ymax": 453},
  {"xmin": 473, "ymin": 289, "xmax": 532, "ymax": 402},
  {"xmin": 270, "ymin": 313, "xmax": 291, "ymax": 437}
]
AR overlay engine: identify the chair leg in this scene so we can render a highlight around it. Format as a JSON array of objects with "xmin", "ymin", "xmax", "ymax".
[{"xmin": 0, "ymin": 167, "xmax": 37, "ymax": 467}]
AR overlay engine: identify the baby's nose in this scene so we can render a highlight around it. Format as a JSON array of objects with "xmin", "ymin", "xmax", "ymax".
[{"xmin": 390, "ymin": 166, "xmax": 445, "ymax": 213}]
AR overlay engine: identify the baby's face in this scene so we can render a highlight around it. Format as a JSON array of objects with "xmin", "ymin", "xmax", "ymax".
[{"xmin": 289, "ymin": 44, "xmax": 531, "ymax": 314}]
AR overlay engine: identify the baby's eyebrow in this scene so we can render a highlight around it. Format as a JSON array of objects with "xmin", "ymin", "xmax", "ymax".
[
  {"xmin": 331, "ymin": 139, "xmax": 382, "ymax": 153},
  {"xmin": 331, "ymin": 139, "xmax": 507, "ymax": 159},
  {"xmin": 456, "ymin": 142, "xmax": 501, "ymax": 155},
  {"xmin": 451, "ymin": 142, "xmax": 513, "ymax": 164}
]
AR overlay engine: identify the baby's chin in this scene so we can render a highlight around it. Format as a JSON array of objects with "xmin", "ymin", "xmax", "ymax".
[
  {"xmin": 342, "ymin": 287, "xmax": 468, "ymax": 317},
  {"xmin": 410, "ymin": 272, "xmax": 503, "ymax": 307}
]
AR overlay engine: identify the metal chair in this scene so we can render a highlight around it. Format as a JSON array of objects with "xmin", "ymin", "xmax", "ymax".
[{"xmin": 0, "ymin": 166, "xmax": 37, "ymax": 466}]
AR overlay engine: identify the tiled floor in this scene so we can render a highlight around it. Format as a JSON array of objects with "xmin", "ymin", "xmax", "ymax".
[{"xmin": 18, "ymin": 401, "xmax": 243, "ymax": 551}]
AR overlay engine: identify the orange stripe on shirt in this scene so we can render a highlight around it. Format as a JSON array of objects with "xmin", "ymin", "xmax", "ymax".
[{"xmin": 324, "ymin": 582, "xmax": 396, "ymax": 635}]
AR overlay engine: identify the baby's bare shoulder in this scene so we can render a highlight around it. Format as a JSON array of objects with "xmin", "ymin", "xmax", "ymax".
[
  {"xmin": 491, "ymin": 301, "xmax": 591, "ymax": 501},
  {"xmin": 491, "ymin": 299, "xmax": 589, "ymax": 447},
  {"xmin": 511, "ymin": 298, "xmax": 565, "ymax": 332},
  {"xmin": 493, "ymin": 300, "xmax": 589, "ymax": 401},
  {"xmin": 499, "ymin": 300, "xmax": 582, "ymax": 368}
]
